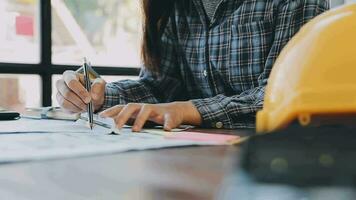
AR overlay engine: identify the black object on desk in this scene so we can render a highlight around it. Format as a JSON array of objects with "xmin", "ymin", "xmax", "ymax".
[
  {"xmin": 0, "ymin": 111, "xmax": 20, "ymax": 120},
  {"xmin": 240, "ymin": 124, "xmax": 356, "ymax": 186}
]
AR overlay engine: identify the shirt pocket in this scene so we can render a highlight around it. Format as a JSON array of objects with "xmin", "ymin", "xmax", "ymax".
[{"xmin": 228, "ymin": 20, "xmax": 274, "ymax": 92}]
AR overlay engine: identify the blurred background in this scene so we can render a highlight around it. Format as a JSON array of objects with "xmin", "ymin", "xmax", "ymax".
[
  {"xmin": 0, "ymin": 0, "xmax": 355, "ymax": 111},
  {"xmin": 0, "ymin": 0, "xmax": 140, "ymax": 110}
]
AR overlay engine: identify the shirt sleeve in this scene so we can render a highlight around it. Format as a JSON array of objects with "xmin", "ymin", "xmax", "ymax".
[
  {"xmin": 191, "ymin": 0, "xmax": 330, "ymax": 129},
  {"xmin": 101, "ymin": 15, "xmax": 186, "ymax": 111}
]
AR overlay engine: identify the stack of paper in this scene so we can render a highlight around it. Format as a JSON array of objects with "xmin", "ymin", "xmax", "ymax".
[{"xmin": 0, "ymin": 118, "xmax": 240, "ymax": 163}]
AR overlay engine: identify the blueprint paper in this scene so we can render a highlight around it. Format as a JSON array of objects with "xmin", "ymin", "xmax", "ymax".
[
  {"xmin": 0, "ymin": 118, "xmax": 110, "ymax": 134},
  {"xmin": 0, "ymin": 115, "xmax": 188, "ymax": 135},
  {"xmin": 0, "ymin": 119, "xmax": 219, "ymax": 163}
]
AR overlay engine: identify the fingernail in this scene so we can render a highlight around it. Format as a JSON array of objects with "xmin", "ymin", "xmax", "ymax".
[
  {"xmin": 132, "ymin": 126, "xmax": 139, "ymax": 132},
  {"xmin": 84, "ymin": 96, "xmax": 91, "ymax": 103},
  {"xmin": 164, "ymin": 126, "xmax": 172, "ymax": 131}
]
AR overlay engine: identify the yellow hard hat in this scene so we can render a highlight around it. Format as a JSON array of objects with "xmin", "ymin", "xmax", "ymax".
[{"xmin": 256, "ymin": 4, "xmax": 356, "ymax": 133}]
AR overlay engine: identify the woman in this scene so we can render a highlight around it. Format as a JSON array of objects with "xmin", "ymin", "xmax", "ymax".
[{"xmin": 56, "ymin": 0, "xmax": 329, "ymax": 131}]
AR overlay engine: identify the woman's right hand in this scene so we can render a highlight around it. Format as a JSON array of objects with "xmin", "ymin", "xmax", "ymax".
[{"xmin": 56, "ymin": 70, "xmax": 106, "ymax": 113}]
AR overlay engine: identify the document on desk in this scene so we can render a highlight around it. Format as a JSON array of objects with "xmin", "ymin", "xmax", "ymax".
[
  {"xmin": 0, "ymin": 117, "xmax": 110, "ymax": 134},
  {"xmin": 0, "ymin": 118, "xmax": 238, "ymax": 163}
]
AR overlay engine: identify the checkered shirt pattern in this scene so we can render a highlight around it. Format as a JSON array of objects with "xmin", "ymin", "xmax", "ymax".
[{"xmin": 103, "ymin": 0, "xmax": 329, "ymax": 129}]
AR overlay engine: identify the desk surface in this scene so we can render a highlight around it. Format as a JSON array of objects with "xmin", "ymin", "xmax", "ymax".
[
  {"xmin": 0, "ymin": 146, "xmax": 239, "ymax": 200},
  {"xmin": 0, "ymin": 128, "xmax": 252, "ymax": 200},
  {"xmin": 0, "ymin": 128, "xmax": 354, "ymax": 200}
]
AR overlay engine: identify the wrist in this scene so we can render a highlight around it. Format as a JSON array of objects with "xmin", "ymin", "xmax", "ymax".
[{"xmin": 173, "ymin": 101, "xmax": 202, "ymax": 126}]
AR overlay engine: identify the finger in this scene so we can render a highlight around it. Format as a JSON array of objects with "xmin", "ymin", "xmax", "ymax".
[
  {"xmin": 99, "ymin": 105, "xmax": 124, "ymax": 118},
  {"xmin": 56, "ymin": 79, "xmax": 87, "ymax": 111},
  {"xmin": 78, "ymin": 73, "xmax": 85, "ymax": 85},
  {"xmin": 63, "ymin": 70, "xmax": 91, "ymax": 104},
  {"xmin": 163, "ymin": 114, "xmax": 176, "ymax": 131},
  {"xmin": 91, "ymin": 78, "xmax": 106, "ymax": 101},
  {"xmin": 56, "ymin": 92, "xmax": 82, "ymax": 113},
  {"xmin": 132, "ymin": 105, "xmax": 154, "ymax": 132},
  {"xmin": 114, "ymin": 103, "xmax": 141, "ymax": 129}
]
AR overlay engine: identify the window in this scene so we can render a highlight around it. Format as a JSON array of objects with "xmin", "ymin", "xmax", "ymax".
[
  {"xmin": 0, "ymin": 0, "xmax": 350, "ymax": 110},
  {"xmin": 0, "ymin": 0, "xmax": 140, "ymax": 110},
  {"xmin": 0, "ymin": 0, "xmax": 40, "ymax": 64},
  {"xmin": 52, "ymin": 0, "xmax": 141, "ymax": 67},
  {"xmin": 0, "ymin": 74, "xmax": 41, "ymax": 110}
]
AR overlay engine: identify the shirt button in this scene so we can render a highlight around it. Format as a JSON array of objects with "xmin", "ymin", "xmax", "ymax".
[
  {"xmin": 215, "ymin": 122, "xmax": 223, "ymax": 129},
  {"xmin": 203, "ymin": 70, "xmax": 208, "ymax": 77}
]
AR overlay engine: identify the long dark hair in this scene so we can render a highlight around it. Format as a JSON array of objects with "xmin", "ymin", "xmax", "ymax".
[{"xmin": 141, "ymin": 0, "xmax": 175, "ymax": 73}]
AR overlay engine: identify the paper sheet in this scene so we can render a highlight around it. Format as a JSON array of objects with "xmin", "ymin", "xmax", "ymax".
[
  {"xmin": 166, "ymin": 132, "xmax": 240, "ymax": 144},
  {"xmin": 0, "ymin": 119, "xmax": 224, "ymax": 163},
  {"xmin": 2, "ymin": 113, "xmax": 189, "ymax": 135},
  {"xmin": 0, "ymin": 118, "xmax": 110, "ymax": 134}
]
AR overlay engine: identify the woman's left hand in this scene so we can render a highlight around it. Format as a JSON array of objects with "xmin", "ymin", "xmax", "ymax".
[{"xmin": 100, "ymin": 101, "xmax": 202, "ymax": 131}]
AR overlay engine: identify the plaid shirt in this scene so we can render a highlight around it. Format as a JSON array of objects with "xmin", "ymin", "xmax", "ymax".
[{"xmin": 103, "ymin": 0, "xmax": 329, "ymax": 129}]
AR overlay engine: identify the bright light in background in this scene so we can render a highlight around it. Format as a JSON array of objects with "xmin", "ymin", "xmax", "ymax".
[
  {"xmin": 0, "ymin": 74, "xmax": 41, "ymax": 110},
  {"xmin": 332, "ymin": 0, "xmax": 356, "ymax": 7},
  {"xmin": 0, "ymin": 0, "xmax": 40, "ymax": 64},
  {"xmin": 0, "ymin": 0, "xmax": 41, "ymax": 110},
  {"xmin": 51, "ymin": 0, "xmax": 142, "ymax": 67}
]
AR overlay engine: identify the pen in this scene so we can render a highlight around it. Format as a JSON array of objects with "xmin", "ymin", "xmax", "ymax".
[{"xmin": 83, "ymin": 57, "xmax": 94, "ymax": 130}]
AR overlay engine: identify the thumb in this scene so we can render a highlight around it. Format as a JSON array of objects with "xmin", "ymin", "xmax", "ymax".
[
  {"xmin": 91, "ymin": 78, "xmax": 106, "ymax": 111},
  {"xmin": 91, "ymin": 78, "xmax": 106, "ymax": 101}
]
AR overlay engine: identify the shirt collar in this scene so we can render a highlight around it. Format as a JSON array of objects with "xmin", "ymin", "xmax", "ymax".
[{"xmin": 192, "ymin": 0, "xmax": 234, "ymax": 27}]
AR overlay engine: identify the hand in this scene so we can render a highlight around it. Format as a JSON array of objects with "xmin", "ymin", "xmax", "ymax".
[
  {"xmin": 100, "ymin": 101, "xmax": 202, "ymax": 131},
  {"xmin": 56, "ymin": 70, "xmax": 106, "ymax": 113}
]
